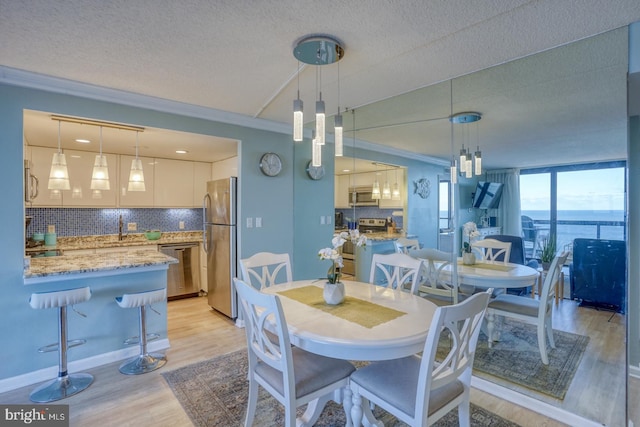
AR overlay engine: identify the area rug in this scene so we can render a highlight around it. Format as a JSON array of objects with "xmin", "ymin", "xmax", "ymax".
[
  {"xmin": 162, "ymin": 349, "xmax": 521, "ymax": 427},
  {"xmin": 440, "ymin": 320, "xmax": 589, "ymax": 400}
]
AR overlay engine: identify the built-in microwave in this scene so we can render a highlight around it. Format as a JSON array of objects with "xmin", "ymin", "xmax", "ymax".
[{"xmin": 348, "ymin": 187, "xmax": 379, "ymax": 207}]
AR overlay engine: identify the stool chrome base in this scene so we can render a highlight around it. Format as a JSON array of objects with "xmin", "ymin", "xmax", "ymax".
[
  {"xmin": 30, "ymin": 373, "xmax": 94, "ymax": 403},
  {"xmin": 119, "ymin": 353, "xmax": 166, "ymax": 375}
]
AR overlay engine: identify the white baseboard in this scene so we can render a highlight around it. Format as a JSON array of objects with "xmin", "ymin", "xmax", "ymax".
[
  {"xmin": 0, "ymin": 339, "xmax": 170, "ymax": 394},
  {"xmin": 471, "ymin": 375, "xmax": 604, "ymax": 427}
]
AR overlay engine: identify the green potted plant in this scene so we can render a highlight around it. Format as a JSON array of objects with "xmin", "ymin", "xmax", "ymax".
[{"xmin": 540, "ymin": 234, "xmax": 557, "ymax": 270}]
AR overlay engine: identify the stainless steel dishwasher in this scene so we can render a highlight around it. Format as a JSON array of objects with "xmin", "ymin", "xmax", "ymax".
[{"xmin": 158, "ymin": 242, "xmax": 201, "ymax": 300}]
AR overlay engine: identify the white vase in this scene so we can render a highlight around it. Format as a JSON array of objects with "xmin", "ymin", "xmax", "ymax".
[
  {"xmin": 462, "ymin": 252, "xmax": 476, "ymax": 265},
  {"xmin": 323, "ymin": 282, "xmax": 345, "ymax": 305}
]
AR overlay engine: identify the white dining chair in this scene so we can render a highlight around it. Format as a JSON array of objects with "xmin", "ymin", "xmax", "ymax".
[
  {"xmin": 486, "ymin": 251, "xmax": 569, "ymax": 365},
  {"xmin": 393, "ymin": 237, "xmax": 420, "ymax": 254},
  {"xmin": 471, "ymin": 239, "xmax": 511, "ymax": 263},
  {"xmin": 233, "ymin": 278, "xmax": 356, "ymax": 427},
  {"xmin": 369, "ymin": 252, "xmax": 423, "ymax": 295},
  {"xmin": 238, "ymin": 252, "xmax": 292, "ymax": 289},
  {"xmin": 349, "ymin": 289, "xmax": 492, "ymax": 427},
  {"xmin": 408, "ymin": 247, "xmax": 459, "ymax": 305}
]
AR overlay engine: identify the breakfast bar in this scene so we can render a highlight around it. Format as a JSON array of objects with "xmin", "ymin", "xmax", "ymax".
[{"xmin": 13, "ymin": 251, "xmax": 177, "ymax": 392}]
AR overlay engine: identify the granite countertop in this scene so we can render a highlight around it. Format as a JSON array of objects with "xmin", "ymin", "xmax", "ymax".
[
  {"xmin": 24, "ymin": 250, "xmax": 178, "ymax": 283},
  {"xmin": 27, "ymin": 231, "xmax": 202, "ymax": 253},
  {"xmin": 362, "ymin": 232, "xmax": 408, "ymax": 242}
]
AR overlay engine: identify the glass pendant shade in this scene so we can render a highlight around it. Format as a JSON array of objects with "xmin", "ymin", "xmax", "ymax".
[
  {"xmin": 92, "ymin": 189, "xmax": 102, "ymax": 199},
  {"xmin": 49, "ymin": 189, "xmax": 62, "ymax": 200},
  {"xmin": 128, "ymin": 158, "xmax": 146, "ymax": 191},
  {"xmin": 382, "ymin": 180, "xmax": 391, "ymax": 199},
  {"xmin": 311, "ymin": 131, "xmax": 322, "ymax": 167},
  {"xmin": 91, "ymin": 154, "xmax": 110, "ymax": 190},
  {"xmin": 392, "ymin": 182, "xmax": 400, "ymax": 200},
  {"xmin": 474, "ymin": 150, "xmax": 482, "ymax": 175},
  {"xmin": 450, "ymin": 160, "xmax": 457, "ymax": 184},
  {"xmin": 315, "ymin": 99, "xmax": 325, "ymax": 145},
  {"xmin": 459, "ymin": 147, "xmax": 467, "ymax": 173},
  {"xmin": 293, "ymin": 98, "xmax": 303, "ymax": 142},
  {"xmin": 334, "ymin": 113, "xmax": 343, "ymax": 156},
  {"xmin": 465, "ymin": 153, "xmax": 472, "ymax": 178},
  {"xmin": 371, "ymin": 179, "xmax": 381, "ymax": 200},
  {"xmin": 48, "ymin": 152, "xmax": 71, "ymax": 190}
]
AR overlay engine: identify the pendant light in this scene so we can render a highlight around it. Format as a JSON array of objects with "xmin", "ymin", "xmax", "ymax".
[
  {"xmin": 71, "ymin": 185, "xmax": 83, "ymax": 199},
  {"xmin": 128, "ymin": 131, "xmax": 145, "ymax": 191},
  {"xmin": 311, "ymin": 130, "xmax": 321, "ymax": 167},
  {"xmin": 48, "ymin": 120, "xmax": 71, "ymax": 190},
  {"xmin": 450, "ymin": 112, "xmax": 482, "ymax": 178},
  {"xmin": 391, "ymin": 168, "xmax": 401, "ymax": 200},
  {"xmin": 92, "ymin": 189, "xmax": 102, "ymax": 199},
  {"xmin": 293, "ymin": 35, "xmax": 344, "ymax": 161},
  {"xmin": 474, "ymin": 121, "xmax": 482, "ymax": 175},
  {"xmin": 334, "ymin": 61, "xmax": 343, "ymax": 157},
  {"xmin": 293, "ymin": 61, "xmax": 303, "ymax": 142},
  {"xmin": 459, "ymin": 145, "xmax": 467, "ymax": 173},
  {"xmin": 371, "ymin": 163, "xmax": 381, "ymax": 200},
  {"xmin": 90, "ymin": 127, "xmax": 110, "ymax": 190},
  {"xmin": 382, "ymin": 168, "xmax": 391, "ymax": 199}
]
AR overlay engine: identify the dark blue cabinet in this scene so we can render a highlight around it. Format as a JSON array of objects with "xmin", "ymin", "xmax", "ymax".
[{"xmin": 570, "ymin": 238, "xmax": 625, "ymax": 313}]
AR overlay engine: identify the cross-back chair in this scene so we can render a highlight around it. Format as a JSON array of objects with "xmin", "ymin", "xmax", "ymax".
[
  {"xmin": 471, "ymin": 239, "xmax": 511, "ymax": 263},
  {"xmin": 238, "ymin": 252, "xmax": 292, "ymax": 289},
  {"xmin": 408, "ymin": 247, "xmax": 459, "ymax": 305},
  {"xmin": 369, "ymin": 252, "xmax": 423, "ymax": 295}
]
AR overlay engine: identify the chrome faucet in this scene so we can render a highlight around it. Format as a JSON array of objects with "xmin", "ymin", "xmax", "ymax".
[{"xmin": 118, "ymin": 215, "xmax": 124, "ymax": 241}]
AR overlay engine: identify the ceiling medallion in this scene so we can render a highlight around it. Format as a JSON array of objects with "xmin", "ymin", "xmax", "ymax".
[
  {"xmin": 449, "ymin": 112, "xmax": 482, "ymax": 124},
  {"xmin": 293, "ymin": 35, "xmax": 345, "ymax": 65}
]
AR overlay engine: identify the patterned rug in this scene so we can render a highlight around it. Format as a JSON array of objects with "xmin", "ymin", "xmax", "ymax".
[
  {"xmin": 162, "ymin": 349, "xmax": 520, "ymax": 427},
  {"xmin": 440, "ymin": 320, "xmax": 589, "ymax": 400}
]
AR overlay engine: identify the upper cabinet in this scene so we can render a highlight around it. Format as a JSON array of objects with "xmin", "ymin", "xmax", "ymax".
[
  {"xmin": 118, "ymin": 155, "xmax": 155, "ymax": 207},
  {"xmin": 335, "ymin": 174, "xmax": 351, "ymax": 208},
  {"xmin": 154, "ymin": 158, "xmax": 195, "ymax": 207},
  {"xmin": 193, "ymin": 161, "xmax": 212, "ymax": 207},
  {"xmin": 27, "ymin": 146, "xmax": 212, "ymax": 209}
]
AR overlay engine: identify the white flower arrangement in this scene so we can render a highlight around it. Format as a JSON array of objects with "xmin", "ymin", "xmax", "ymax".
[
  {"xmin": 318, "ymin": 230, "xmax": 367, "ymax": 283},
  {"xmin": 462, "ymin": 221, "xmax": 480, "ymax": 253}
]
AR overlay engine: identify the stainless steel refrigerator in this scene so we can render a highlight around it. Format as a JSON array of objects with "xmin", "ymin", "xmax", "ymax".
[{"xmin": 203, "ymin": 177, "xmax": 237, "ymax": 318}]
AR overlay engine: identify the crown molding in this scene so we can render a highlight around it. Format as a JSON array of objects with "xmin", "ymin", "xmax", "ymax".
[{"xmin": 0, "ymin": 66, "xmax": 446, "ymax": 166}]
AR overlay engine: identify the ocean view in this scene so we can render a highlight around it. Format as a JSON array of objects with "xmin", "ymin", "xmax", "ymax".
[{"xmin": 523, "ymin": 210, "xmax": 625, "ymax": 250}]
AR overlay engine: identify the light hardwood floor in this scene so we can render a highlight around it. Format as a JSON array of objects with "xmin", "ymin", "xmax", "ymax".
[{"xmin": 0, "ymin": 294, "xmax": 624, "ymax": 427}]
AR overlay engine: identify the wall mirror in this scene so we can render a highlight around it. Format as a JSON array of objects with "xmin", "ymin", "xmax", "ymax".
[{"xmin": 312, "ymin": 26, "xmax": 629, "ymax": 425}]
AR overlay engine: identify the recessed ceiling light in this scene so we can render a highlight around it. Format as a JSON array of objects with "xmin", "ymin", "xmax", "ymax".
[
  {"xmin": 175, "ymin": 150, "xmax": 188, "ymax": 154},
  {"xmin": 342, "ymin": 169, "xmax": 351, "ymax": 172},
  {"xmin": 75, "ymin": 139, "xmax": 91, "ymax": 144}
]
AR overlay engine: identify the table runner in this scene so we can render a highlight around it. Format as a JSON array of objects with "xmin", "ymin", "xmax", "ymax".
[
  {"xmin": 458, "ymin": 260, "xmax": 515, "ymax": 272},
  {"xmin": 277, "ymin": 285, "xmax": 406, "ymax": 329}
]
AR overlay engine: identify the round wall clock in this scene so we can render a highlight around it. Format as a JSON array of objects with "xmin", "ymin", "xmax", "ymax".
[
  {"xmin": 259, "ymin": 152, "xmax": 282, "ymax": 177},
  {"xmin": 306, "ymin": 161, "xmax": 325, "ymax": 180}
]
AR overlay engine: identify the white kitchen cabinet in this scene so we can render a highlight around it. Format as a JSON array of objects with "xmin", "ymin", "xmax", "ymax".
[
  {"xmin": 335, "ymin": 174, "xmax": 351, "ymax": 208},
  {"xmin": 379, "ymin": 168, "xmax": 405, "ymax": 209},
  {"xmin": 28, "ymin": 146, "xmax": 62, "ymax": 207},
  {"xmin": 118, "ymin": 155, "xmax": 155, "ymax": 207},
  {"xmin": 64, "ymin": 149, "xmax": 117, "ymax": 207},
  {"xmin": 478, "ymin": 227, "xmax": 502, "ymax": 238},
  {"xmin": 193, "ymin": 161, "xmax": 212, "ymax": 207},
  {"xmin": 154, "ymin": 158, "xmax": 194, "ymax": 207}
]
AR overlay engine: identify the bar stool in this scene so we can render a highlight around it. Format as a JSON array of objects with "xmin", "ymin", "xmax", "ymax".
[
  {"xmin": 29, "ymin": 287, "xmax": 93, "ymax": 403},
  {"xmin": 115, "ymin": 288, "xmax": 167, "ymax": 375}
]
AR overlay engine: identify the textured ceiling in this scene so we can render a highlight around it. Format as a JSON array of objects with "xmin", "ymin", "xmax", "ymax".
[{"xmin": 2, "ymin": 0, "xmax": 640, "ymax": 169}]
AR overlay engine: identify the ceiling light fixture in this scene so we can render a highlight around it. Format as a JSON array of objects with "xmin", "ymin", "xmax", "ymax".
[
  {"xmin": 371, "ymin": 163, "xmax": 381, "ymax": 200},
  {"xmin": 128, "ymin": 131, "xmax": 145, "ymax": 192},
  {"xmin": 334, "ymin": 61, "xmax": 343, "ymax": 157},
  {"xmin": 450, "ymin": 112, "xmax": 482, "ymax": 178},
  {"xmin": 48, "ymin": 120, "xmax": 71, "ymax": 190},
  {"xmin": 90, "ymin": 127, "xmax": 110, "ymax": 190},
  {"xmin": 382, "ymin": 169, "xmax": 391, "ymax": 200},
  {"xmin": 293, "ymin": 35, "xmax": 345, "ymax": 164},
  {"xmin": 392, "ymin": 168, "xmax": 401, "ymax": 200},
  {"xmin": 293, "ymin": 60, "xmax": 304, "ymax": 142},
  {"xmin": 311, "ymin": 130, "xmax": 321, "ymax": 167}
]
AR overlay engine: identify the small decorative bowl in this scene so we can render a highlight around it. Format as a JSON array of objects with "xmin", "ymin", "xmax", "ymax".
[{"xmin": 144, "ymin": 230, "xmax": 162, "ymax": 240}]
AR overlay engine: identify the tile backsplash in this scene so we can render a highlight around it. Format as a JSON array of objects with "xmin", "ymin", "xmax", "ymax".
[
  {"xmin": 335, "ymin": 207, "xmax": 403, "ymax": 228},
  {"xmin": 26, "ymin": 208, "xmax": 203, "ymax": 237}
]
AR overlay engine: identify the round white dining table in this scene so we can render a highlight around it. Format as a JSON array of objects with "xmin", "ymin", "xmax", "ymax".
[
  {"xmin": 440, "ymin": 260, "xmax": 539, "ymax": 289},
  {"xmin": 262, "ymin": 279, "xmax": 438, "ymax": 361}
]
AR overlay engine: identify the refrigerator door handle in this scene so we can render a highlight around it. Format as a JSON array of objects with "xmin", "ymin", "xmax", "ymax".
[{"xmin": 202, "ymin": 193, "xmax": 212, "ymax": 253}]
